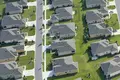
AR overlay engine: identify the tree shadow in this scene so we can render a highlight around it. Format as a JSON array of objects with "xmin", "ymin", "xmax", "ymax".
[{"xmin": 97, "ymin": 68, "xmax": 105, "ymax": 80}]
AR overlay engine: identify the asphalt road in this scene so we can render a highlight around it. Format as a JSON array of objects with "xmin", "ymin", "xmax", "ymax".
[
  {"xmin": 35, "ymin": 0, "xmax": 43, "ymax": 79},
  {"xmin": 115, "ymin": 0, "xmax": 120, "ymax": 22}
]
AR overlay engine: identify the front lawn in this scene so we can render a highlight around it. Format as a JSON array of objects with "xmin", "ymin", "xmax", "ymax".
[
  {"xmin": 0, "ymin": 1, "xmax": 5, "ymax": 19},
  {"xmin": 20, "ymin": 27, "xmax": 35, "ymax": 36},
  {"xmin": 107, "ymin": 5, "xmax": 116, "ymax": 9},
  {"xmin": 17, "ymin": 51, "xmax": 34, "ymax": 70},
  {"xmin": 24, "ymin": 76, "xmax": 34, "ymax": 80},
  {"xmin": 105, "ymin": 14, "xmax": 120, "ymax": 29},
  {"xmin": 109, "ymin": 35, "xmax": 120, "ymax": 45},
  {"xmin": 22, "ymin": 6, "xmax": 36, "ymax": 21},
  {"xmin": 46, "ymin": 9, "xmax": 54, "ymax": 19},
  {"xmin": 46, "ymin": 52, "xmax": 52, "ymax": 71}
]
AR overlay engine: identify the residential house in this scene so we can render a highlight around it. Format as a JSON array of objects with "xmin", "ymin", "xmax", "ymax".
[
  {"xmin": 50, "ymin": 39, "xmax": 76, "ymax": 56},
  {"xmin": 0, "ymin": 48, "xmax": 18, "ymax": 63},
  {"xmin": 1, "ymin": 14, "xmax": 26, "ymax": 29},
  {"xmin": 90, "ymin": 39, "xmax": 119, "ymax": 60},
  {"xmin": 0, "ymin": 63, "xmax": 23, "ymax": 79},
  {"xmin": 18, "ymin": 0, "xmax": 28, "ymax": 8},
  {"xmin": 0, "ymin": 28, "xmax": 24, "ymax": 43},
  {"xmin": 101, "ymin": 55, "xmax": 120, "ymax": 78},
  {"xmin": 86, "ymin": 0, "xmax": 106, "ymax": 8},
  {"xmin": 48, "ymin": 22, "xmax": 76, "ymax": 39},
  {"xmin": 5, "ymin": 2, "xmax": 23, "ymax": 15},
  {"xmin": 12, "ymin": 45, "xmax": 24, "ymax": 53},
  {"xmin": 50, "ymin": 7, "xmax": 73, "ymax": 23},
  {"xmin": 52, "ymin": 0, "xmax": 73, "ymax": 8},
  {"xmin": 52, "ymin": 56, "xmax": 78, "ymax": 76},
  {"xmin": 88, "ymin": 23, "xmax": 113, "ymax": 38},
  {"xmin": 86, "ymin": 10, "xmax": 104, "ymax": 24}
]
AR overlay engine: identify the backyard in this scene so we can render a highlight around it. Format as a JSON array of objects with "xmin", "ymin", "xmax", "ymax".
[
  {"xmin": 17, "ymin": 51, "xmax": 34, "ymax": 70},
  {"xmin": 22, "ymin": 6, "xmax": 36, "ymax": 21},
  {"xmin": 47, "ymin": 0, "xmax": 119, "ymax": 80}
]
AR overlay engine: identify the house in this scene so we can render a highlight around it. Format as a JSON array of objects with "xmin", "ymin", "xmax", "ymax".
[
  {"xmin": 0, "ymin": 63, "xmax": 23, "ymax": 79},
  {"xmin": 52, "ymin": 56, "xmax": 78, "ymax": 76},
  {"xmin": 50, "ymin": 39, "xmax": 76, "ymax": 56},
  {"xmin": 18, "ymin": 0, "xmax": 28, "ymax": 8},
  {"xmin": 48, "ymin": 22, "xmax": 76, "ymax": 39},
  {"xmin": 5, "ymin": 2, "xmax": 23, "ymax": 15},
  {"xmin": 0, "ymin": 48, "xmax": 18, "ymax": 63},
  {"xmin": 86, "ymin": 10, "xmax": 104, "ymax": 24},
  {"xmin": 50, "ymin": 7, "xmax": 73, "ymax": 23},
  {"xmin": 90, "ymin": 40, "xmax": 119, "ymax": 60},
  {"xmin": 52, "ymin": 0, "xmax": 73, "ymax": 8},
  {"xmin": 97, "ymin": 7, "xmax": 108, "ymax": 17},
  {"xmin": 1, "ymin": 14, "xmax": 26, "ymax": 29},
  {"xmin": 12, "ymin": 45, "xmax": 24, "ymax": 53},
  {"xmin": 88, "ymin": 23, "xmax": 113, "ymax": 38},
  {"xmin": 86, "ymin": 0, "xmax": 106, "ymax": 8},
  {"xmin": 101, "ymin": 55, "xmax": 120, "ymax": 78},
  {"xmin": 0, "ymin": 28, "xmax": 24, "ymax": 43}
]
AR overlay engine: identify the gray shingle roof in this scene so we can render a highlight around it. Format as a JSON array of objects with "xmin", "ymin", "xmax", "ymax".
[
  {"xmin": 52, "ymin": 0, "xmax": 72, "ymax": 8},
  {"xmin": 5, "ymin": 2, "xmax": 23, "ymax": 14},
  {"xmin": 18, "ymin": 0, "xmax": 27, "ymax": 6},
  {"xmin": 1, "ymin": 14, "xmax": 26, "ymax": 28},
  {"xmin": 0, "ymin": 64, "xmax": 23, "ymax": 79},
  {"xmin": 101, "ymin": 55, "xmax": 120, "ymax": 77},
  {"xmin": 52, "ymin": 56, "xmax": 78, "ymax": 75},
  {"xmin": 0, "ymin": 48, "xmax": 17, "ymax": 60},
  {"xmin": 0, "ymin": 28, "xmax": 24, "ymax": 42},
  {"xmin": 49, "ymin": 22, "xmax": 75, "ymax": 38},
  {"xmin": 91, "ymin": 40, "xmax": 118, "ymax": 57},
  {"xmin": 51, "ymin": 39, "xmax": 76, "ymax": 56},
  {"xmin": 88, "ymin": 23, "xmax": 113, "ymax": 37},
  {"xmin": 86, "ymin": 0, "xmax": 106, "ymax": 8},
  {"xmin": 51, "ymin": 7, "xmax": 73, "ymax": 22},
  {"xmin": 13, "ymin": 45, "xmax": 24, "ymax": 51},
  {"xmin": 86, "ymin": 11, "xmax": 102, "ymax": 23}
]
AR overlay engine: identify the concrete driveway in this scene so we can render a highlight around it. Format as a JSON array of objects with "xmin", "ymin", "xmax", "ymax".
[{"xmin": 27, "ymin": 1, "xmax": 36, "ymax": 6}]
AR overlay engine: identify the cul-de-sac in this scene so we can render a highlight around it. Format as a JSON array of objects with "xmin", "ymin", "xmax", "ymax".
[{"xmin": 0, "ymin": 0, "xmax": 120, "ymax": 80}]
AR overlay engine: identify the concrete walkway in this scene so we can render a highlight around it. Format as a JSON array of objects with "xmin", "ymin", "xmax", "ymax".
[
  {"xmin": 25, "ymin": 35, "xmax": 36, "ymax": 41},
  {"xmin": 25, "ymin": 44, "xmax": 35, "ymax": 51},
  {"xmin": 26, "ymin": 21, "xmax": 36, "ymax": 27},
  {"xmin": 27, "ymin": 1, "xmax": 36, "ymax": 6},
  {"xmin": 43, "ymin": 70, "xmax": 54, "ymax": 79},
  {"xmin": 23, "ymin": 69, "xmax": 34, "ymax": 76}
]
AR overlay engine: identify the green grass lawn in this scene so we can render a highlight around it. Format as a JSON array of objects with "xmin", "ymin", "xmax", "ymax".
[
  {"xmin": 46, "ymin": 9, "xmax": 54, "ymax": 19},
  {"xmin": 22, "ymin": 6, "xmax": 36, "ymax": 21},
  {"xmin": 0, "ymin": 1, "xmax": 5, "ymax": 19},
  {"xmin": 105, "ymin": 14, "xmax": 120, "ymax": 29},
  {"xmin": 18, "ymin": 51, "xmax": 34, "ymax": 70},
  {"xmin": 46, "ymin": 36, "xmax": 52, "ymax": 45},
  {"xmin": 109, "ymin": 35, "xmax": 120, "ymax": 45},
  {"xmin": 25, "ymin": 76, "xmax": 34, "ymax": 80},
  {"xmin": 20, "ymin": 27, "xmax": 35, "ymax": 36},
  {"xmin": 46, "ymin": 52, "xmax": 52, "ymax": 71},
  {"xmin": 48, "ymin": 0, "xmax": 117, "ymax": 80},
  {"xmin": 28, "ymin": 0, "xmax": 36, "ymax": 2},
  {"xmin": 107, "ymin": 5, "xmax": 116, "ymax": 10},
  {"xmin": 108, "ymin": 0, "xmax": 114, "ymax": 1}
]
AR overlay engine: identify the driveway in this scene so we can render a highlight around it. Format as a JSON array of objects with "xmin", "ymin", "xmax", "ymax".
[
  {"xmin": 25, "ymin": 44, "xmax": 35, "ymax": 51},
  {"xmin": 26, "ymin": 21, "xmax": 36, "ymax": 27},
  {"xmin": 23, "ymin": 69, "xmax": 34, "ymax": 76},
  {"xmin": 27, "ymin": 1, "xmax": 36, "ymax": 6},
  {"xmin": 113, "ymin": 29, "xmax": 120, "ymax": 35},
  {"xmin": 25, "ymin": 35, "xmax": 36, "ymax": 41},
  {"xmin": 115, "ymin": 0, "xmax": 120, "ymax": 22},
  {"xmin": 43, "ymin": 70, "xmax": 54, "ymax": 79}
]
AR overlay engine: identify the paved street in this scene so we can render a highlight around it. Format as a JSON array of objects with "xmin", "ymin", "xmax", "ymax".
[
  {"xmin": 35, "ymin": 0, "xmax": 43, "ymax": 79},
  {"xmin": 115, "ymin": 0, "xmax": 120, "ymax": 22}
]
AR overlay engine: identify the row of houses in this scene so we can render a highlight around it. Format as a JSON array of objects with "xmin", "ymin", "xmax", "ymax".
[
  {"xmin": 47, "ymin": 0, "xmax": 79, "ymax": 76},
  {"xmin": 86, "ymin": 0, "xmax": 120, "ymax": 79},
  {"xmin": 0, "ymin": 0, "xmax": 28, "ymax": 79}
]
